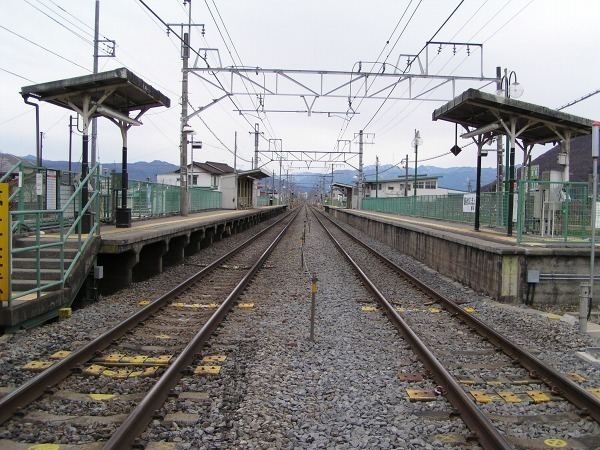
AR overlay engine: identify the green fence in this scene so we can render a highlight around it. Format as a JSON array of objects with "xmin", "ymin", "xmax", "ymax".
[
  {"xmin": 257, "ymin": 197, "xmax": 281, "ymax": 207},
  {"xmin": 363, "ymin": 192, "xmax": 509, "ymax": 229},
  {"xmin": 517, "ymin": 180, "xmax": 591, "ymax": 243},
  {"xmin": 362, "ymin": 181, "xmax": 595, "ymax": 244},
  {"xmin": 102, "ymin": 175, "xmax": 221, "ymax": 222}
]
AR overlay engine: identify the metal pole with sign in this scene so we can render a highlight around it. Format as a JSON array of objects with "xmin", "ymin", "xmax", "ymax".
[{"xmin": 589, "ymin": 122, "xmax": 599, "ymax": 320}]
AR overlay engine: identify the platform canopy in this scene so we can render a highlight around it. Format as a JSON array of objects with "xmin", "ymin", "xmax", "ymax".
[
  {"xmin": 237, "ymin": 168, "xmax": 271, "ymax": 180},
  {"xmin": 21, "ymin": 67, "xmax": 170, "ymax": 115},
  {"xmin": 432, "ymin": 88, "xmax": 592, "ymax": 145}
]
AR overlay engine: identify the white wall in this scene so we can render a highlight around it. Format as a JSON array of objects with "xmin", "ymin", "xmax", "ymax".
[{"xmin": 157, "ymin": 173, "xmax": 180, "ymax": 186}]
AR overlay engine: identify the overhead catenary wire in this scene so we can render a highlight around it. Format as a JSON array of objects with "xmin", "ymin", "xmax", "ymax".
[
  {"xmin": 0, "ymin": 66, "xmax": 36, "ymax": 83},
  {"xmin": 136, "ymin": 0, "xmax": 275, "ymax": 150},
  {"xmin": 24, "ymin": 0, "xmax": 94, "ymax": 45},
  {"xmin": 361, "ymin": 0, "xmax": 466, "ymax": 132},
  {"xmin": 0, "ymin": 24, "xmax": 90, "ymax": 72},
  {"xmin": 333, "ymin": 0, "xmax": 421, "ymax": 147},
  {"xmin": 373, "ymin": 0, "xmax": 535, "ymax": 137},
  {"xmin": 205, "ymin": 0, "xmax": 278, "ymax": 141}
]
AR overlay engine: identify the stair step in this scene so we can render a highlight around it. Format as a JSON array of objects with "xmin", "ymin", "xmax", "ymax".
[
  {"xmin": 12, "ymin": 268, "xmax": 63, "ymax": 281},
  {"xmin": 11, "ymin": 279, "xmax": 62, "ymax": 292},
  {"xmin": 13, "ymin": 258, "xmax": 72, "ymax": 270},
  {"xmin": 13, "ymin": 247, "xmax": 79, "ymax": 259},
  {"xmin": 14, "ymin": 238, "xmax": 82, "ymax": 250}
]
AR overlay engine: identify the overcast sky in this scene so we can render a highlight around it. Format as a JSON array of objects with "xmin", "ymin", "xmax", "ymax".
[{"xmin": 1, "ymin": 0, "xmax": 599, "ymax": 177}]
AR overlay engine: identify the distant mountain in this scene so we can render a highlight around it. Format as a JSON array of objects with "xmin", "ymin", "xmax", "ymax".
[
  {"xmin": 482, "ymin": 134, "xmax": 593, "ymax": 191},
  {"xmin": 21, "ymin": 154, "xmax": 495, "ymax": 192},
  {"xmin": 291, "ymin": 165, "xmax": 496, "ymax": 192},
  {"xmin": 23, "ymin": 155, "xmax": 178, "ymax": 182}
]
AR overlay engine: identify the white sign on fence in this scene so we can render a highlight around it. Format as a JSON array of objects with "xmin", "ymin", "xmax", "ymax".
[
  {"xmin": 463, "ymin": 193, "xmax": 476, "ymax": 213},
  {"xmin": 35, "ymin": 173, "xmax": 43, "ymax": 196},
  {"xmin": 46, "ymin": 170, "xmax": 57, "ymax": 210}
]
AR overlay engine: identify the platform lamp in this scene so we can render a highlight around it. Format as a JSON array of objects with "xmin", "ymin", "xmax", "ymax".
[
  {"xmin": 181, "ymin": 124, "xmax": 194, "ymax": 215},
  {"xmin": 497, "ymin": 69, "xmax": 524, "ymax": 236},
  {"xmin": 412, "ymin": 130, "xmax": 422, "ymax": 217}
]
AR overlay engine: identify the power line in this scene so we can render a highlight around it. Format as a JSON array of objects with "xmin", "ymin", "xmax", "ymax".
[
  {"xmin": 136, "ymin": 1, "xmax": 263, "ymax": 131},
  {"xmin": 0, "ymin": 24, "xmax": 90, "ymax": 72},
  {"xmin": 557, "ymin": 88, "xmax": 600, "ymax": 111},
  {"xmin": 0, "ymin": 66, "xmax": 36, "ymax": 83},
  {"xmin": 197, "ymin": 116, "xmax": 252, "ymax": 163},
  {"xmin": 362, "ymin": 0, "xmax": 466, "ymax": 132},
  {"xmin": 24, "ymin": 0, "xmax": 93, "ymax": 45},
  {"xmin": 205, "ymin": 0, "xmax": 278, "ymax": 140},
  {"xmin": 374, "ymin": 0, "xmax": 534, "ymax": 137},
  {"xmin": 0, "ymin": 110, "xmax": 32, "ymax": 127},
  {"xmin": 333, "ymin": 0, "xmax": 420, "ymax": 147}
]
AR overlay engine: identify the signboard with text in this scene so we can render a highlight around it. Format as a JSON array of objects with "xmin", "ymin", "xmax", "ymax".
[{"xmin": 463, "ymin": 193, "xmax": 476, "ymax": 213}]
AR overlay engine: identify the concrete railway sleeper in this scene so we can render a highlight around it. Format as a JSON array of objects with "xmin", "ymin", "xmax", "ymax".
[
  {"xmin": 312, "ymin": 207, "xmax": 600, "ymax": 450},
  {"xmin": 0, "ymin": 208, "xmax": 300, "ymax": 449}
]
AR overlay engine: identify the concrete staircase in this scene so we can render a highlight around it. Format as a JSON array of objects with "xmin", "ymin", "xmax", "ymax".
[
  {"xmin": 1, "ymin": 235, "xmax": 101, "ymax": 329},
  {"xmin": 11, "ymin": 238, "xmax": 78, "ymax": 298}
]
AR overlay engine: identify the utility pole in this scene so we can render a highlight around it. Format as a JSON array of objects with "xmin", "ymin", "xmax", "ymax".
[
  {"xmin": 250, "ymin": 123, "xmax": 263, "ymax": 169},
  {"xmin": 495, "ymin": 66, "xmax": 503, "ymax": 194},
  {"xmin": 358, "ymin": 130, "xmax": 363, "ymax": 209},
  {"xmin": 404, "ymin": 154, "xmax": 409, "ymax": 197},
  {"xmin": 413, "ymin": 129, "xmax": 420, "ymax": 199},
  {"xmin": 279, "ymin": 155, "xmax": 282, "ymax": 205},
  {"xmin": 179, "ymin": 2, "xmax": 192, "ymax": 216},
  {"xmin": 375, "ymin": 155, "xmax": 379, "ymax": 198},
  {"xmin": 68, "ymin": 116, "xmax": 75, "ymax": 184},
  {"xmin": 91, "ymin": 0, "xmax": 99, "ymax": 168},
  {"xmin": 234, "ymin": 131, "xmax": 238, "ymax": 208}
]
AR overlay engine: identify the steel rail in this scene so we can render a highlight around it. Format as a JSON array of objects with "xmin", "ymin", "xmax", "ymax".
[
  {"xmin": 316, "ymin": 208, "xmax": 600, "ymax": 423},
  {"xmin": 104, "ymin": 207, "xmax": 300, "ymax": 448},
  {"xmin": 312, "ymin": 209, "xmax": 512, "ymax": 450},
  {"xmin": 0, "ymin": 209, "xmax": 294, "ymax": 426}
]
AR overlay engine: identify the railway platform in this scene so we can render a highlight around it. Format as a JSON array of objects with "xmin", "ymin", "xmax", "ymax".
[
  {"xmin": 1, "ymin": 206, "xmax": 286, "ymax": 330},
  {"xmin": 324, "ymin": 206, "xmax": 598, "ymax": 308}
]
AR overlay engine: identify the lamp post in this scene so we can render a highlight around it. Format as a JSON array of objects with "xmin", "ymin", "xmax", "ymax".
[
  {"xmin": 497, "ymin": 69, "xmax": 524, "ymax": 236},
  {"xmin": 181, "ymin": 124, "xmax": 194, "ymax": 216},
  {"xmin": 412, "ymin": 130, "xmax": 422, "ymax": 200}
]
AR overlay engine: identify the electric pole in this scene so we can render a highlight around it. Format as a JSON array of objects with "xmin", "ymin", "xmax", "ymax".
[
  {"xmin": 178, "ymin": 2, "xmax": 192, "ymax": 216},
  {"xmin": 404, "ymin": 154, "xmax": 409, "ymax": 197},
  {"xmin": 358, "ymin": 130, "xmax": 363, "ymax": 209},
  {"xmin": 375, "ymin": 155, "xmax": 379, "ymax": 198},
  {"xmin": 250, "ymin": 123, "xmax": 263, "ymax": 169},
  {"xmin": 91, "ymin": 0, "xmax": 99, "ymax": 168}
]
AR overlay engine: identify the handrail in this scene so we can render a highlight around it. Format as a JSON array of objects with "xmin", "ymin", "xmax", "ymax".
[{"xmin": 8, "ymin": 165, "xmax": 101, "ymax": 305}]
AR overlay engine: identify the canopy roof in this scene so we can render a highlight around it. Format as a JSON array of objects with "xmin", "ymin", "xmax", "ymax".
[
  {"xmin": 21, "ymin": 68, "xmax": 170, "ymax": 112},
  {"xmin": 433, "ymin": 89, "xmax": 592, "ymax": 145},
  {"xmin": 237, "ymin": 168, "xmax": 271, "ymax": 180}
]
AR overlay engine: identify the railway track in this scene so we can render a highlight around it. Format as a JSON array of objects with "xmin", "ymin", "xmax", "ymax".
[
  {"xmin": 0, "ymin": 207, "xmax": 299, "ymax": 449},
  {"xmin": 312, "ymin": 207, "xmax": 600, "ymax": 450}
]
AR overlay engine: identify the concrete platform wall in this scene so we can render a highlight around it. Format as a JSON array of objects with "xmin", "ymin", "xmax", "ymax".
[
  {"xmin": 97, "ymin": 207, "xmax": 286, "ymax": 294},
  {"xmin": 326, "ymin": 207, "xmax": 598, "ymax": 306}
]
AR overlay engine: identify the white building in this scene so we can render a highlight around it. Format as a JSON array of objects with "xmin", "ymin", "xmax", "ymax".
[
  {"xmin": 157, "ymin": 161, "xmax": 235, "ymax": 189},
  {"xmin": 364, "ymin": 175, "xmax": 464, "ymax": 198}
]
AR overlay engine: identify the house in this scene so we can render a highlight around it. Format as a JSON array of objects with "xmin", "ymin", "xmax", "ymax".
[
  {"xmin": 364, "ymin": 174, "xmax": 464, "ymax": 198},
  {"xmin": 157, "ymin": 161, "xmax": 235, "ymax": 188}
]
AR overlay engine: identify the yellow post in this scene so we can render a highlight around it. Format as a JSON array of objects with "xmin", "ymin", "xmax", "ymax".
[{"xmin": 0, "ymin": 182, "xmax": 10, "ymax": 302}]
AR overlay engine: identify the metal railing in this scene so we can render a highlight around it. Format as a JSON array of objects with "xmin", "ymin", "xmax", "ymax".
[
  {"xmin": 516, "ymin": 180, "xmax": 591, "ymax": 243},
  {"xmin": 105, "ymin": 175, "xmax": 222, "ymax": 221},
  {"xmin": 363, "ymin": 192, "xmax": 509, "ymax": 230},
  {"xmin": 257, "ymin": 197, "xmax": 282, "ymax": 207},
  {"xmin": 7, "ymin": 165, "xmax": 101, "ymax": 305},
  {"xmin": 362, "ymin": 182, "xmax": 595, "ymax": 244}
]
